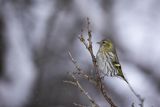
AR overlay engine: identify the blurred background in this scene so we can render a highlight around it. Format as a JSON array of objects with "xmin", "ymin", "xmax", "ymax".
[{"xmin": 0, "ymin": 0, "xmax": 160, "ymax": 107}]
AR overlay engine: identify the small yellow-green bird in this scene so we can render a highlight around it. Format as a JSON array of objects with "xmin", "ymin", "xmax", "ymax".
[
  {"xmin": 96, "ymin": 39, "xmax": 144, "ymax": 101},
  {"xmin": 96, "ymin": 39, "xmax": 128, "ymax": 83}
]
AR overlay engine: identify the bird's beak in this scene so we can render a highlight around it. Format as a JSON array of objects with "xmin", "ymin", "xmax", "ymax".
[{"xmin": 97, "ymin": 41, "xmax": 101, "ymax": 44}]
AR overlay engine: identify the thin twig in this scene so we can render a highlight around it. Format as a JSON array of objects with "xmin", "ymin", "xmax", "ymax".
[
  {"xmin": 63, "ymin": 80, "xmax": 77, "ymax": 86},
  {"xmin": 65, "ymin": 73, "xmax": 99, "ymax": 107},
  {"xmin": 68, "ymin": 51, "xmax": 97, "ymax": 85},
  {"xmin": 73, "ymin": 71, "xmax": 97, "ymax": 85},
  {"xmin": 68, "ymin": 51, "xmax": 81, "ymax": 71},
  {"xmin": 73, "ymin": 102, "xmax": 88, "ymax": 107},
  {"xmin": 72, "ymin": 74, "xmax": 95, "ymax": 104},
  {"xmin": 127, "ymin": 83, "xmax": 144, "ymax": 107}
]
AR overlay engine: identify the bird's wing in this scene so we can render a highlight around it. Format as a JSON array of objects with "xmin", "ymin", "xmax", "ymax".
[
  {"xmin": 111, "ymin": 47, "xmax": 120, "ymax": 64},
  {"xmin": 111, "ymin": 49, "xmax": 128, "ymax": 83},
  {"xmin": 111, "ymin": 49, "xmax": 125, "ymax": 76}
]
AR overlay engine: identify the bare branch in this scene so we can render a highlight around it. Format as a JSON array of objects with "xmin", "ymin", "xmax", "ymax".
[
  {"xmin": 68, "ymin": 51, "xmax": 81, "ymax": 71},
  {"xmin": 73, "ymin": 102, "xmax": 88, "ymax": 107},
  {"xmin": 127, "ymin": 83, "xmax": 144, "ymax": 107},
  {"xmin": 68, "ymin": 51, "xmax": 97, "ymax": 85},
  {"xmin": 78, "ymin": 18, "xmax": 117, "ymax": 107},
  {"xmin": 79, "ymin": 34, "xmax": 88, "ymax": 50},
  {"xmin": 73, "ymin": 102, "xmax": 98, "ymax": 107},
  {"xmin": 63, "ymin": 80, "xmax": 77, "ymax": 86},
  {"xmin": 73, "ymin": 71, "xmax": 97, "ymax": 85},
  {"xmin": 65, "ymin": 73, "xmax": 99, "ymax": 107}
]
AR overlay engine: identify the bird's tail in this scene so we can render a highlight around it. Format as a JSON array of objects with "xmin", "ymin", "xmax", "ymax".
[
  {"xmin": 116, "ymin": 68, "xmax": 129, "ymax": 84},
  {"xmin": 120, "ymin": 74, "xmax": 129, "ymax": 84}
]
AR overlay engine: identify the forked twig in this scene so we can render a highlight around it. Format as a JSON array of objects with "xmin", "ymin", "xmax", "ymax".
[
  {"xmin": 64, "ymin": 73, "xmax": 99, "ymax": 107},
  {"xmin": 68, "ymin": 51, "xmax": 97, "ymax": 85}
]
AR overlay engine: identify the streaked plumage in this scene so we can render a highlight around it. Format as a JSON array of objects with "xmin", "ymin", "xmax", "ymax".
[{"xmin": 96, "ymin": 39, "xmax": 128, "ymax": 83}]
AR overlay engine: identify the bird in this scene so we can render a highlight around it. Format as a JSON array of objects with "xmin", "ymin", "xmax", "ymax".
[
  {"xmin": 96, "ymin": 40, "xmax": 144, "ymax": 103},
  {"xmin": 96, "ymin": 39, "xmax": 128, "ymax": 83}
]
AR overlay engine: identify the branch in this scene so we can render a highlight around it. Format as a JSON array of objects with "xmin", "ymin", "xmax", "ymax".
[
  {"xmin": 73, "ymin": 102, "xmax": 98, "ymax": 107},
  {"xmin": 63, "ymin": 80, "xmax": 77, "ymax": 86},
  {"xmin": 68, "ymin": 51, "xmax": 97, "ymax": 85},
  {"xmin": 127, "ymin": 83, "xmax": 144, "ymax": 107},
  {"xmin": 79, "ymin": 18, "xmax": 117, "ymax": 107},
  {"xmin": 73, "ymin": 102, "xmax": 88, "ymax": 107},
  {"xmin": 64, "ymin": 74, "xmax": 99, "ymax": 107}
]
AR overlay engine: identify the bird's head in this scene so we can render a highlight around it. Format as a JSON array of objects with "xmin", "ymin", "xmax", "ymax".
[{"xmin": 97, "ymin": 39, "xmax": 113, "ymax": 51}]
